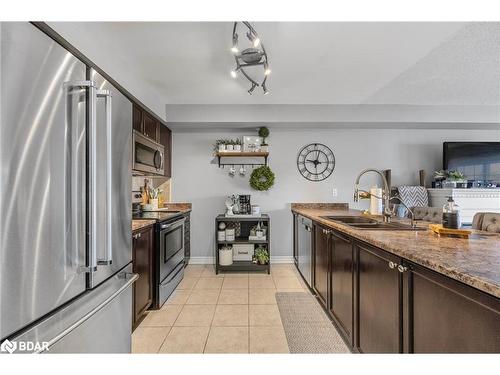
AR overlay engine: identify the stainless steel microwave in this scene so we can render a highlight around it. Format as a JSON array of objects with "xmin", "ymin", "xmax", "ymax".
[{"xmin": 133, "ymin": 130, "xmax": 165, "ymax": 175}]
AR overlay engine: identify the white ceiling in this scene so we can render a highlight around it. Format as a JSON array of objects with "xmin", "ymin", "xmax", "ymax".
[{"xmin": 50, "ymin": 22, "xmax": 500, "ymax": 128}]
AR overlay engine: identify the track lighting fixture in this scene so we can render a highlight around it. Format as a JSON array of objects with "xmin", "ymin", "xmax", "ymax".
[{"xmin": 230, "ymin": 22, "xmax": 270, "ymax": 95}]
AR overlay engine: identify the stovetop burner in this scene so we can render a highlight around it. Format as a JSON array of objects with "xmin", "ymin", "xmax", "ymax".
[{"xmin": 132, "ymin": 210, "xmax": 182, "ymax": 222}]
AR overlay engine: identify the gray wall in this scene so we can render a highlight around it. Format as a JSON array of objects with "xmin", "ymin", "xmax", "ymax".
[{"xmin": 171, "ymin": 128, "xmax": 500, "ymax": 263}]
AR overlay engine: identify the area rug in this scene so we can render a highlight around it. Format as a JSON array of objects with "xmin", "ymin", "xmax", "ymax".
[{"xmin": 275, "ymin": 292, "xmax": 351, "ymax": 353}]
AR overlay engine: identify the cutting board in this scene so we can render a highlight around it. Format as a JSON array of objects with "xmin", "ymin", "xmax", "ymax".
[{"xmin": 429, "ymin": 224, "xmax": 472, "ymax": 238}]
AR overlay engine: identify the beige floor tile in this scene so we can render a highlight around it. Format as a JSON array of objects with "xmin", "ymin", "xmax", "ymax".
[
  {"xmin": 249, "ymin": 305, "xmax": 283, "ymax": 326},
  {"xmin": 177, "ymin": 277, "xmax": 199, "ymax": 290},
  {"xmin": 273, "ymin": 276, "xmax": 303, "ymax": 290},
  {"xmin": 158, "ymin": 326, "xmax": 210, "ymax": 353},
  {"xmin": 186, "ymin": 289, "xmax": 220, "ymax": 305},
  {"xmin": 271, "ymin": 268, "xmax": 298, "ymax": 278},
  {"xmin": 222, "ymin": 277, "xmax": 249, "ymax": 289},
  {"xmin": 249, "ymin": 326, "xmax": 289, "ymax": 353},
  {"xmin": 200, "ymin": 266, "xmax": 224, "ymax": 278},
  {"xmin": 249, "ymin": 276, "xmax": 276, "ymax": 289},
  {"xmin": 224, "ymin": 272, "xmax": 248, "ymax": 278},
  {"xmin": 174, "ymin": 304, "xmax": 216, "ymax": 326},
  {"xmin": 194, "ymin": 277, "xmax": 224, "ymax": 290},
  {"xmin": 204, "ymin": 326, "xmax": 249, "ymax": 353},
  {"xmin": 164, "ymin": 289, "xmax": 191, "ymax": 305},
  {"xmin": 140, "ymin": 305, "xmax": 182, "ymax": 327},
  {"xmin": 249, "ymin": 288, "xmax": 277, "ymax": 304},
  {"xmin": 132, "ymin": 326, "xmax": 170, "ymax": 353},
  {"xmin": 249, "ymin": 274, "xmax": 273, "ymax": 280},
  {"xmin": 270, "ymin": 264, "xmax": 295, "ymax": 270},
  {"xmin": 184, "ymin": 265, "xmax": 205, "ymax": 278},
  {"xmin": 212, "ymin": 305, "xmax": 249, "ymax": 326},
  {"xmin": 218, "ymin": 289, "xmax": 249, "ymax": 304}
]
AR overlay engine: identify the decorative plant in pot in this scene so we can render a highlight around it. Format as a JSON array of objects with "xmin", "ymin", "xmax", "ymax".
[
  {"xmin": 226, "ymin": 139, "xmax": 234, "ymax": 151},
  {"xmin": 234, "ymin": 138, "xmax": 242, "ymax": 152},
  {"xmin": 254, "ymin": 246, "xmax": 269, "ymax": 265},
  {"xmin": 214, "ymin": 139, "xmax": 226, "ymax": 153},
  {"xmin": 258, "ymin": 127, "xmax": 270, "ymax": 152}
]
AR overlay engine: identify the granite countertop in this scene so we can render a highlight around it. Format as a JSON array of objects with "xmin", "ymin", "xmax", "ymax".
[
  {"xmin": 291, "ymin": 203, "xmax": 500, "ymax": 298},
  {"xmin": 132, "ymin": 219, "xmax": 156, "ymax": 232}
]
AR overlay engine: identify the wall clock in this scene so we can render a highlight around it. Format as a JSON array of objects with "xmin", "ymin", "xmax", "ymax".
[{"xmin": 297, "ymin": 143, "xmax": 335, "ymax": 181}]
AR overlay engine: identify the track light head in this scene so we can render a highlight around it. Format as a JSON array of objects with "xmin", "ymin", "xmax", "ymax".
[{"xmin": 247, "ymin": 83, "xmax": 257, "ymax": 95}]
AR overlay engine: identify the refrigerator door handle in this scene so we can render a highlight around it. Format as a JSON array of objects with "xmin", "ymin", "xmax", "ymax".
[
  {"xmin": 64, "ymin": 80, "xmax": 98, "ymax": 274},
  {"xmin": 96, "ymin": 89, "xmax": 113, "ymax": 266}
]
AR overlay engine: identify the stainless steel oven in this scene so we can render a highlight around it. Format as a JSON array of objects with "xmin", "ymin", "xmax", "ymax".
[
  {"xmin": 155, "ymin": 217, "xmax": 185, "ymax": 308},
  {"xmin": 133, "ymin": 130, "xmax": 164, "ymax": 175}
]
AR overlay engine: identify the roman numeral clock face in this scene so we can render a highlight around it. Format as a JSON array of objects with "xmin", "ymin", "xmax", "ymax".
[{"xmin": 297, "ymin": 143, "xmax": 336, "ymax": 181}]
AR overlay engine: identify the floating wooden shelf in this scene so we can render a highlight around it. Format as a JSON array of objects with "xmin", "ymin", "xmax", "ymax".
[{"xmin": 215, "ymin": 151, "xmax": 269, "ymax": 167}]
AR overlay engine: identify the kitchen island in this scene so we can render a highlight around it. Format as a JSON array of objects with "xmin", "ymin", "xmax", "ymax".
[{"xmin": 291, "ymin": 203, "xmax": 500, "ymax": 353}]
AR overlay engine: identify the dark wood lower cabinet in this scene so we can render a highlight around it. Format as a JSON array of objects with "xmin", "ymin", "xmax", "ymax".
[
  {"xmin": 404, "ymin": 262, "xmax": 500, "ymax": 353},
  {"xmin": 300, "ymin": 216, "xmax": 500, "ymax": 353},
  {"xmin": 184, "ymin": 213, "xmax": 191, "ymax": 266},
  {"xmin": 313, "ymin": 224, "xmax": 330, "ymax": 307},
  {"xmin": 132, "ymin": 226, "xmax": 153, "ymax": 330},
  {"xmin": 356, "ymin": 243, "xmax": 402, "ymax": 353},
  {"xmin": 329, "ymin": 231, "xmax": 353, "ymax": 344}
]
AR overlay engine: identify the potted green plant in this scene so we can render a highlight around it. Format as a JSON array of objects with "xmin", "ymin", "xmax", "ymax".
[
  {"xmin": 446, "ymin": 170, "xmax": 467, "ymax": 188},
  {"xmin": 254, "ymin": 246, "xmax": 269, "ymax": 265},
  {"xmin": 226, "ymin": 139, "xmax": 234, "ymax": 151},
  {"xmin": 258, "ymin": 127, "xmax": 270, "ymax": 152},
  {"xmin": 234, "ymin": 138, "xmax": 242, "ymax": 152},
  {"xmin": 214, "ymin": 139, "xmax": 226, "ymax": 153}
]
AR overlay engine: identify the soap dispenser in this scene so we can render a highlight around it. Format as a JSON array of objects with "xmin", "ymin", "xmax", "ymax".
[{"xmin": 442, "ymin": 196, "xmax": 461, "ymax": 229}]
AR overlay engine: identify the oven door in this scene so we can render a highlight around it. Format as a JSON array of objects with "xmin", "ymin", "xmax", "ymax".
[
  {"xmin": 133, "ymin": 130, "xmax": 164, "ymax": 175},
  {"xmin": 159, "ymin": 218, "xmax": 185, "ymax": 282}
]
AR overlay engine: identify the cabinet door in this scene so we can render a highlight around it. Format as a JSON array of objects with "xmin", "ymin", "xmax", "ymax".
[
  {"xmin": 405, "ymin": 262, "xmax": 500, "ymax": 353},
  {"xmin": 184, "ymin": 213, "xmax": 191, "ymax": 266},
  {"xmin": 330, "ymin": 231, "xmax": 353, "ymax": 343},
  {"xmin": 356, "ymin": 243, "xmax": 401, "ymax": 353},
  {"xmin": 132, "ymin": 104, "xmax": 143, "ymax": 133},
  {"xmin": 143, "ymin": 112, "xmax": 159, "ymax": 141},
  {"xmin": 132, "ymin": 227, "xmax": 153, "ymax": 329},
  {"xmin": 293, "ymin": 214, "xmax": 298, "ymax": 265},
  {"xmin": 159, "ymin": 124, "xmax": 172, "ymax": 178},
  {"xmin": 313, "ymin": 225, "xmax": 330, "ymax": 307}
]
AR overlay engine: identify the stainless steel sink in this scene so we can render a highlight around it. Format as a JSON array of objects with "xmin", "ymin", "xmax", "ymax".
[
  {"xmin": 321, "ymin": 216, "xmax": 425, "ymax": 231},
  {"xmin": 321, "ymin": 216, "xmax": 378, "ymax": 224}
]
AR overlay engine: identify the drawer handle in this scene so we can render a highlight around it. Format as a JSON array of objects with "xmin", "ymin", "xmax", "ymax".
[
  {"xmin": 388, "ymin": 261, "xmax": 397, "ymax": 269},
  {"xmin": 398, "ymin": 265, "xmax": 408, "ymax": 273}
]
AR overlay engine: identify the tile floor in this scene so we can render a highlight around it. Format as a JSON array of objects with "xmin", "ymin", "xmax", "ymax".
[{"xmin": 132, "ymin": 263, "xmax": 310, "ymax": 354}]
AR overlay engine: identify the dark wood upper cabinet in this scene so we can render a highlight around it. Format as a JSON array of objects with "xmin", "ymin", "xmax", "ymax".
[
  {"xmin": 132, "ymin": 226, "xmax": 153, "ymax": 330},
  {"xmin": 404, "ymin": 262, "xmax": 500, "ymax": 353},
  {"xmin": 143, "ymin": 112, "xmax": 159, "ymax": 142},
  {"xmin": 329, "ymin": 230, "xmax": 354, "ymax": 344},
  {"xmin": 132, "ymin": 104, "xmax": 143, "ymax": 133},
  {"xmin": 313, "ymin": 224, "xmax": 330, "ymax": 307},
  {"xmin": 159, "ymin": 124, "xmax": 172, "ymax": 178},
  {"xmin": 356, "ymin": 243, "xmax": 402, "ymax": 353}
]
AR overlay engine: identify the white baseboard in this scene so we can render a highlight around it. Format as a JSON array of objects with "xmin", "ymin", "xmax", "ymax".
[{"xmin": 188, "ymin": 256, "xmax": 294, "ymax": 265}]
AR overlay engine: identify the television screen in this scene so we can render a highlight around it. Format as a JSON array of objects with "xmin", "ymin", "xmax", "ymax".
[{"xmin": 443, "ymin": 142, "xmax": 500, "ymax": 183}]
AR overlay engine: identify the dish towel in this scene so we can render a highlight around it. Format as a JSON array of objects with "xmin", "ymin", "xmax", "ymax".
[{"xmin": 397, "ymin": 186, "xmax": 429, "ymax": 215}]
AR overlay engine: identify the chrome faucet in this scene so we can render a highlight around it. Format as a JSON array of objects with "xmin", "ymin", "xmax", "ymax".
[
  {"xmin": 390, "ymin": 195, "xmax": 416, "ymax": 228},
  {"xmin": 353, "ymin": 168, "xmax": 393, "ymax": 223}
]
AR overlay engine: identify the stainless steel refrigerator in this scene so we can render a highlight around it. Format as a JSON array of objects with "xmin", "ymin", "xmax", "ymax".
[{"xmin": 0, "ymin": 22, "xmax": 137, "ymax": 353}]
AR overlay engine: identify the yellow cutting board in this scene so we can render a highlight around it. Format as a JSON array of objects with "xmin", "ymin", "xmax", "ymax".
[{"xmin": 429, "ymin": 224, "xmax": 472, "ymax": 238}]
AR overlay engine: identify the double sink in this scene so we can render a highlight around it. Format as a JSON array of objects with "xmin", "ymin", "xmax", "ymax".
[{"xmin": 321, "ymin": 216, "xmax": 425, "ymax": 231}]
